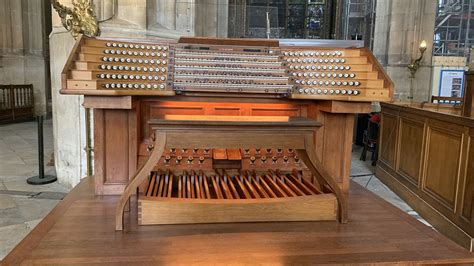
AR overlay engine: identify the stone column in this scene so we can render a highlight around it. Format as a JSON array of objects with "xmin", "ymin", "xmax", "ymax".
[
  {"xmin": 373, "ymin": 0, "xmax": 437, "ymax": 101},
  {"xmin": 116, "ymin": 0, "xmax": 147, "ymax": 29},
  {"xmin": 176, "ymin": 0, "xmax": 196, "ymax": 36},
  {"xmin": 50, "ymin": 0, "xmax": 87, "ymax": 187},
  {"xmin": 194, "ymin": 0, "xmax": 228, "ymax": 37},
  {"xmin": 50, "ymin": 30, "xmax": 86, "ymax": 188}
]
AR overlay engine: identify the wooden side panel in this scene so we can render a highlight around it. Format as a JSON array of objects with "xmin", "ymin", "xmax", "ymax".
[
  {"xmin": 94, "ymin": 108, "xmax": 136, "ymax": 195},
  {"xmin": 104, "ymin": 110, "xmax": 130, "ymax": 183},
  {"xmin": 379, "ymin": 113, "xmax": 398, "ymax": 167},
  {"xmin": 463, "ymin": 72, "xmax": 474, "ymax": 117},
  {"xmin": 463, "ymin": 134, "xmax": 474, "ymax": 222},
  {"xmin": 423, "ymin": 127, "xmax": 462, "ymax": 208},
  {"xmin": 397, "ymin": 118, "xmax": 424, "ymax": 185},
  {"xmin": 315, "ymin": 112, "xmax": 353, "ymax": 192}
]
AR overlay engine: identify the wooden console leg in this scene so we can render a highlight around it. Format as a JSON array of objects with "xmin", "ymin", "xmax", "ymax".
[
  {"xmin": 115, "ymin": 131, "xmax": 167, "ymax": 231},
  {"xmin": 296, "ymin": 135, "xmax": 348, "ymax": 223},
  {"xmin": 124, "ymin": 198, "xmax": 130, "ymax": 212}
]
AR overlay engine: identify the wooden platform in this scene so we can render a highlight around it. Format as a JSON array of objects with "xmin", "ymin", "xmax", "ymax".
[{"xmin": 2, "ymin": 177, "xmax": 474, "ymax": 265}]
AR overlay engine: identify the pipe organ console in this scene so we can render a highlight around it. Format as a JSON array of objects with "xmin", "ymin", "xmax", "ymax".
[{"xmin": 61, "ymin": 36, "xmax": 393, "ymax": 230}]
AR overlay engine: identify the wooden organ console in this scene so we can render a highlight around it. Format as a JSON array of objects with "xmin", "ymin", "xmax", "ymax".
[{"xmin": 61, "ymin": 36, "xmax": 393, "ymax": 230}]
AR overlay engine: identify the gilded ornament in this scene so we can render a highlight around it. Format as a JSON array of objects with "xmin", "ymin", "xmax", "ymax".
[{"xmin": 51, "ymin": 0, "xmax": 100, "ymax": 38}]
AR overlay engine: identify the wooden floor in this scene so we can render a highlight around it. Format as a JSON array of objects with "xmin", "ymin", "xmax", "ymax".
[{"xmin": 2, "ymin": 177, "xmax": 473, "ymax": 265}]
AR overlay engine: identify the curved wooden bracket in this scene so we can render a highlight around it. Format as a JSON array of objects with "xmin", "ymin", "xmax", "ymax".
[
  {"xmin": 296, "ymin": 134, "xmax": 348, "ymax": 223},
  {"xmin": 115, "ymin": 131, "xmax": 167, "ymax": 230}
]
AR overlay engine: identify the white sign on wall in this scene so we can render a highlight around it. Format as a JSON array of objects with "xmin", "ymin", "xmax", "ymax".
[{"xmin": 438, "ymin": 70, "xmax": 465, "ymax": 98}]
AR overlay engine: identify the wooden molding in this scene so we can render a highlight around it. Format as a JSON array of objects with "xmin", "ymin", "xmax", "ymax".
[{"xmin": 83, "ymin": 96, "xmax": 132, "ymax": 109}]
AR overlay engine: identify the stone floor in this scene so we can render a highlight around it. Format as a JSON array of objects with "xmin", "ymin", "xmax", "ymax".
[
  {"xmin": 0, "ymin": 120, "xmax": 70, "ymax": 260},
  {"xmin": 0, "ymin": 120, "xmax": 430, "ymax": 261}
]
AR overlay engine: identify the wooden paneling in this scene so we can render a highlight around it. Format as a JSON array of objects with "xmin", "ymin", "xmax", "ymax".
[
  {"xmin": 250, "ymin": 107, "xmax": 301, "ymax": 117},
  {"xmin": 317, "ymin": 112, "xmax": 353, "ymax": 186},
  {"xmin": 463, "ymin": 71, "xmax": 474, "ymax": 117},
  {"xmin": 388, "ymin": 101, "xmax": 463, "ymax": 116},
  {"xmin": 104, "ymin": 110, "xmax": 130, "ymax": 183},
  {"xmin": 150, "ymin": 105, "xmax": 206, "ymax": 116},
  {"xmin": 379, "ymin": 113, "xmax": 398, "ymax": 167},
  {"xmin": 423, "ymin": 127, "xmax": 462, "ymax": 208},
  {"xmin": 397, "ymin": 118, "xmax": 424, "ymax": 185},
  {"xmin": 212, "ymin": 107, "xmax": 240, "ymax": 116},
  {"xmin": 377, "ymin": 102, "xmax": 474, "ymax": 250},
  {"xmin": 139, "ymin": 194, "xmax": 337, "ymax": 225},
  {"xmin": 462, "ymin": 133, "xmax": 474, "ymax": 221},
  {"xmin": 139, "ymin": 100, "xmax": 309, "ymax": 141},
  {"xmin": 83, "ymin": 96, "xmax": 132, "ymax": 109},
  {"xmin": 317, "ymin": 101, "xmax": 371, "ymax": 114},
  {"xmin": 94, "ymin": 109, "xmax": 136, "ymax": 195}
]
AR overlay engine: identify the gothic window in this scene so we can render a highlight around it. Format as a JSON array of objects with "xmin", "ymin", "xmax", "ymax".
[{"xmin": 228, "ymin": 0, "xmax": 336, "ymax": 39}]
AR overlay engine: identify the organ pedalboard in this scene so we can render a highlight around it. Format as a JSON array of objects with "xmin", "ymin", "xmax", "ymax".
[
  {"xmin": 61, "ymin": 36, "xmax": 393, "ymax": 228},
  {"xmin": 147, "ymin": 147, "xmax": 314, "ymax": 204}
]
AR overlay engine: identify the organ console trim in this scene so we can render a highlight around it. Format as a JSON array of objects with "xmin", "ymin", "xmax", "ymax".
[{"xmin": 60, "ymin": 35, "xmax": 392, "ymax": 230}]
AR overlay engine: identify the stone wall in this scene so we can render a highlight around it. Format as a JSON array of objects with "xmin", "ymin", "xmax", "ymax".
[
  {"xmin": 373, "ymin": 0, "xmax": 437, "ymax": 102},
  {"xmin": 0, "ymin": 0, "xmax": 51, "ymax": 116}
]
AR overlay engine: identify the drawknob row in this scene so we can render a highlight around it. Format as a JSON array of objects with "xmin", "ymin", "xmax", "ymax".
[
  {"xmin": 101, "ymin": 56, "xmax": 167, "ymax": 65},
  {"xmin": 249, "ymin": 155, "xmax": 299, "ymax": 164},
  {"xmin": 298, "ymin": 88, "xmax": 360, "ymax": 95},
  {"xmin": 169, "ymin": 148, "xmax": 211, "ymax": 154},
  {"xmin": 105, "ymin": 42, "xmax": 168, "ymax": 51},
  {"xmin": 244, "ymin": 148, "xmax": 294, "ymax": 154},
  {"xmin": 283, "ymin": 51, "xmax": 343, "ymax": 57},
  {"xmin": 164, "ymin": 155, "xmax": 206, "ymax": 164},
  {"xmin": 103, "ymin": 49, "xmax": 167, "ymax": 57}
]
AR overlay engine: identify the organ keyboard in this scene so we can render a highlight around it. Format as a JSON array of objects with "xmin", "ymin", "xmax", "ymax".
[
  {"xmin": 61, "ymin": 36, "xmax": 393, "ymax": 230},
  {"xmin": 63, "ymin": 36, "xmax": 392, "ymax": 101}
]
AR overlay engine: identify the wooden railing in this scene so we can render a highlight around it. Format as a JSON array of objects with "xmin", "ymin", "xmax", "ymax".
[
  {"xmin": 0, "ymin": 84, "xmax": 35, "ymax": 123},
  {"xmin": 376, "ymin": 102, "xmax": 474, "ymax": 251},
  {"xmin": 431, "ymin": 95, "xmax": 463, "ymax": 104}
]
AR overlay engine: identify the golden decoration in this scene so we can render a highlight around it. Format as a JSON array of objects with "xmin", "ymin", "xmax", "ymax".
[{"xmin": 51, "ymin": 0, "xmax": 100, "ymax": 38}]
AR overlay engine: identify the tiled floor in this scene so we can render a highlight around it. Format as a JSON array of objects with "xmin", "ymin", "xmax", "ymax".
[
  {"xmin": 0, "ymin": 120, "xmax": 430, "ymax": 261},
  {"xmin": 0, "ymin": 120, "xmax": 70, "ymax": 260}
]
